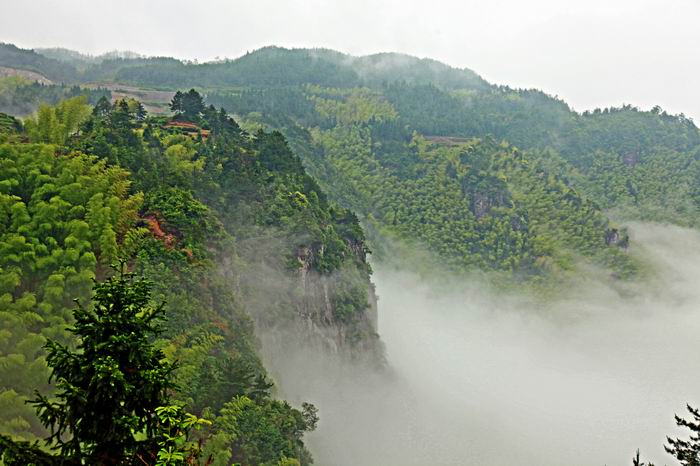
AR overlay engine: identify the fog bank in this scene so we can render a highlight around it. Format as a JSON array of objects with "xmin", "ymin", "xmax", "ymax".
[{"xmin": 261, "ymin": 222, "xmax": 700, "ymax": 466}]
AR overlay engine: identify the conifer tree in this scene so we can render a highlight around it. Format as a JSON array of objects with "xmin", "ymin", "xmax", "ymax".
[
  {"xmin": 170, "ymin": 91, "xmax": 184, "ymax": 115},
  {"xmin": 666, "ymin": 404, "xmax": 700, "ymax": 466},
  {"xmin": 0, "ymin": 267, "xmax": 209, "ymax": 465},
  {"xmin": 181, "ymin": 89, "xmax": 204, "ymax": 121}
]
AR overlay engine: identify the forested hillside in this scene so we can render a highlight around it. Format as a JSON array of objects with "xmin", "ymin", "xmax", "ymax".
[
  {"xmin": 3, "ymin": 42, "xmax": 695, "ymax": 280},
  {"xmin": 1, "ymin": 37, "xmax": 700, "ymax": 464},
  {"xmin": 2, "ymin": 42, "xmax": 698, "ymax": 282},
  {"xmin": 0, "ymin": 90, "xmax": 379, "ymax": 464},
  {"xmin": 206, "ymin": 85, "xmax": 637, "ymax": 281},
  {"xmin": 0, "ymin": 76, "xmax": 110, "ymax": 116}
]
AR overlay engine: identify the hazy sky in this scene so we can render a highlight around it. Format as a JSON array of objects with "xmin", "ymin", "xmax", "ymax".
[{"xmin": 3, "ymin": 0, "xmax": 699, "ymax": 120}]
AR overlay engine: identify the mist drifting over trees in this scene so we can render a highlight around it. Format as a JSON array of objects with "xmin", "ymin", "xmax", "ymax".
[{"xmin": 1, "ymin": 1, "xmax": 700, "ymax": 464}]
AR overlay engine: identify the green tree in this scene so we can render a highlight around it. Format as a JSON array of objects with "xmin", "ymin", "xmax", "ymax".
[
  {"xmin": 24, "ymin": 96, "xmax": 91, "ymax": 144},
  {"xmin": 170, "ymin": 91, "xmax": 183, "ymax": 115},
  {"xmin": 209, "ymin": 397, "xmax": 318, "ymax": 466},
  {"xmin": 180, "ymin": 89, "xmax": 204, "ymax": 121},
  {"xmin": 32, "ymin": 268, "xmax": 173, "ymax": 463},
  {"xmin": 0, "ymin": 268, "xmax": 208, "ymax": 465},
  {"xmin": 632, "ymin": 449, "xmax": 655, "ymax": 466},
  {"xmin": 666, "ymin": 404, "xmax": 700, "ymax": 466}
]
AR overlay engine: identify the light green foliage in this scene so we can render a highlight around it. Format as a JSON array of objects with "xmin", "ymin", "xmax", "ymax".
[
  {"xmin": 154, "ymin": 405, "xmax": 212, "ymax": 466},
  {"xmin": 0, "ymin": 77, "xmax": 29, "ymax": 95},
  {"xmin": 309, "ymin": 86, "xmax": 397, "ymax": 124},
  {"xmin": 25, "ymin": 92, "xmax": 336, "ymax": 464},
  {"xmin": 0, "ymin": 142, "xmax": 141, "ymax": 440},
  {"xmin": 162, "ymin": 134, "xmax": 205, "ymax": 184},
  {"xmin": 301, "ymin": 112, "xmax": 632, "ymax": 280},
  {"xmin": 0, "ymin": 76, "xmax": 110, "ymax": 117},
  {"xmin": 23, "ymin": 96, "xmax": 91, "ymax": 144},
  {"xmin": 574, "ymin": 147, "xmax": 700, "ymax": 226}
]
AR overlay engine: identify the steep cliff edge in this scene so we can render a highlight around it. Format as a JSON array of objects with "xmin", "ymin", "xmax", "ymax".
[{"xmin": 0, "ymin": 93, "xmax": 381, "ymax": 464}]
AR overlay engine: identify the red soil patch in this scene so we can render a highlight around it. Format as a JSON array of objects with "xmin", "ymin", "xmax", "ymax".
[
  {"xmin": 163, "ymin": 121, "xmax": 210, "ymax": 140},
  {"xmin": 144, "ymin": 214, "xmax": 175, "ymax": 248}
]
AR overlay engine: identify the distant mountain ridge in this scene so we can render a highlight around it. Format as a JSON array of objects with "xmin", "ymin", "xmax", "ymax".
[
  {"xmin": 2, "ymin": 41, "xmax": 700, "ymax": 281},
  {"xmin": 0, "ymin": 42, "xmax": 488, "ymax": 90},
  {"xmin": 35, "ymin": 47, "xmax": 144, "ymax": 65},
  {"xmin": 0, "ymin": 42, "xmax": 78, "ymax": 82}
]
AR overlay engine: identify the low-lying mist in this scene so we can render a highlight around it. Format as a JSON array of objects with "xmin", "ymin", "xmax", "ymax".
[{"xmin": 260, "ymin": 222, "xmax": 700, "ymax": 466}]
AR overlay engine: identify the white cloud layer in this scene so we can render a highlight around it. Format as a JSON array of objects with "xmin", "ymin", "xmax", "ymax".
[{"xmin": 261, "ymin": 222, "xmax": 700, "ymax": 465}]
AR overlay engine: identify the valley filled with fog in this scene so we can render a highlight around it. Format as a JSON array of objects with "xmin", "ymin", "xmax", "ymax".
[
  {"xmin": 262, "ymin": 222, "xmax": 700, "ymax": 466},
  {"xmin": 1, "ymin": 6, "xmax": 699, "ymax": 461}
]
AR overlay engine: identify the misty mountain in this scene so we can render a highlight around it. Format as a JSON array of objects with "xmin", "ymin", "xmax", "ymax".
[
  {"xmin": 1, "ymin": 36, "xmax": 700, "ymax": 465},
  {"xmin": 0, "ymin": 90, "xmax": 381, "ymax": 464},
  {"xmin": 34, "ymin": 47, "xmax": 144, "ymax": 66},
  {"xmin": 0, "ymin": 43, "xmax": 78, "ymax": 83},
  {"xmin": 3, "ymin": 42, "xmax": 699, "ymax": 281}
]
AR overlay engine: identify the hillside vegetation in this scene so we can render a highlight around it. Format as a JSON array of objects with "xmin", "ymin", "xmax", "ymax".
[
  {"xmin": 1, "ymin": 40, "xmax": 700, "ymax": 464},
  {"xmin": 0, "ymin": 90, "xmax": 378, "ymax": 465},
  {"xmin": 4, "ymin": 42, "xmax": 697, "ymax": 280}
]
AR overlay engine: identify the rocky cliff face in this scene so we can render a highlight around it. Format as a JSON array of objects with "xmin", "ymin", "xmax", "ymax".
[
  {"xmin": 233, "ymin": 232, "xmax": 382, "ymax": 364},
  {"xmin": 605, "ymin": 227, "xmax": 630, "ymax": 249},
  {"xmin": 295, "ymin": 241, "xmax": 380, "ymax": 356}
]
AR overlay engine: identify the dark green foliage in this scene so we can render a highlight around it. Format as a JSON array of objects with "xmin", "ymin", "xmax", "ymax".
[
  {"xmin": 213, "ymin": 398, "xmax": 318, "ymax": 466},
  {"xmin": 0, "ymin": 112, "xmax": 22, "ymax": 144},
  {"xmin": 666, "ymin": 404, "xmax": 700, "ymax": 466},
  {"xmin": 74, "ymin": 97, "xmax": 145, "ymax": 169},
  {"xmin": 0, "ymin": 433, "xmax": 61, "ymax": 465},
  {"xmin": 170, "ymin": 89, "xmax": 205, "ymax": 121},
  {"xmin": 0, "ymin": 43, "xmax": 180, "ymax": 86},
  {"xmin": 0, "ymin": 43, "xmax": 78, "ymax": 83},
  {"xmin": 632, "ymin": 449, "xmax": 655, "ymax": 466},
  {"xmin": 143, "ymin": 186, "xmax": 214, "ymax": 256},
  {"xmin": 34, "ymin": 48, "xmax": 144, "ymax": 68},
  {"xmin": 380, "ymin": 81, "xmax": 700, "ymax": 226},
  {"xmin": 85, "ymin": 47, "xmax": 488, "ymax": 92},
  {"xmin": 0, "ymin": 112, "xmax": 21, "ymax": 134},
  {"xmin": 1, "ymin": 271, "xmax": 209, "ymax": 466},
  {"xmin": 80, "ymin": 57, "xmax": 182, "ymax": 83},
  {"xmin": 183, "ymin": 47, "xmax": 700, "ymax": 256},
  {"xmin": 0, "ymin": 77, "xmax": 110, "ymax": 117},
  {"xmin": 116, "ymin": 47, "xmax": 362, "ymax": 88},
  {"xmin": 339, "ymin": 52, "xmax": 488, "ymax": 90},
  {"xmin": 31, "ymin": 269, "xmax": 175, "ymax": 463},
  {"xmin": 205, "ymin": 87, "xmax": 322, "ymax": 128}
]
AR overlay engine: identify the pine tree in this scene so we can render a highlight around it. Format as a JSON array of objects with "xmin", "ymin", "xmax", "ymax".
[
  {"xmin": 181, "ymin": 89, "xmax": 205, "ymax": 121},
  {"xmin": 170, "ymin": 91, "xmax": 184, "ymax": 115},
  {"xmin": 135, "ymin": 101, "xmax": 147, "ymax": 122},
  {"xmin": 666, "ymin": 404, "xmax": 700, "ymax": 466},
  {"xmin": 110, "ymin": 99, "xmax": 133, "ymax": 131},
  {"xmin": 632, "ymin": 448, "xmax": 655, "ymax": 466},
  {"xmin": 0, "ymin": 267, "xmax": 209, "ymax": 465},
  {"xmin": 93, "ymin": 96, "xmax": 113, "ymax": 119}
]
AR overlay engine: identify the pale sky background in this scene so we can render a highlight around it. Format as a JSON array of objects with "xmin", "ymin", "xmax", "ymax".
[{"xmin": 2, "ymin": 0, "xmax": 699, "ymax": 120}]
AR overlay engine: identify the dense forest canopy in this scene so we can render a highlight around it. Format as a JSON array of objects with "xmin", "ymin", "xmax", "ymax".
[
  {"xmin": 1, "ymin": 40, "xmax": 700, "ymax": 464},
  {"xmin": 0, "ymin": 88, "xmax": 379, "ymax": 465},
  {"xmin": 3, "ymin": 41, "xmax": 699, "ymax": 281}
]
